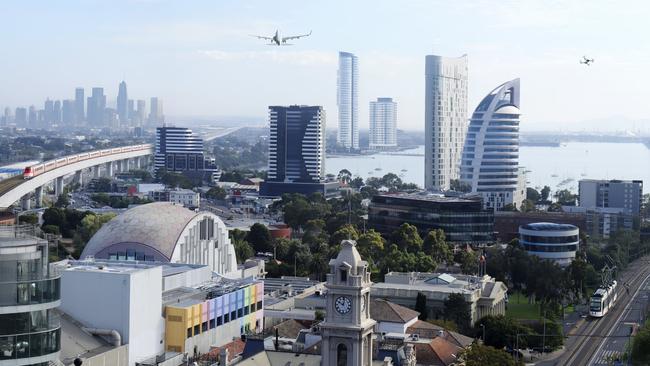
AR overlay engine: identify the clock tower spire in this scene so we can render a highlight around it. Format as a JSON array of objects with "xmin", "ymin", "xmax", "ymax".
[{"xmin": 321, "ymin": 240, "xmax": 376, "ymax": 366}]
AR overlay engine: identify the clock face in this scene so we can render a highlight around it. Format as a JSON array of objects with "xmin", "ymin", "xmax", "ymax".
[{"xmin": 335, "ymin": 296, "xmax": 352, "ymax": 314}]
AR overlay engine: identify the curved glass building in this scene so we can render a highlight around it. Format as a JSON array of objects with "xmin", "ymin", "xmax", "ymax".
[
  {"xmin": 0, "ymin": 227, "xmax": 60, "ymax": 365},
  {"xmin": 460, "ymin": 78, "xmax": 525, "ymax": 210},
  {"xmin": 519, "ymin": 222, "xmax": 580, "ymax": 267}
]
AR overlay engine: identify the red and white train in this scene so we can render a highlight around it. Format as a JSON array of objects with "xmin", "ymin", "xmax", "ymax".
[{"xmin": 23, "ymin": 144, "xmax": 152, "ymax": 179}]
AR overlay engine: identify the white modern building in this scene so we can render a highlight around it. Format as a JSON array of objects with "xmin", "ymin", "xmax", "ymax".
[
  {"xmin": 80, "ymin": 202, "xmax": 239, "ymax": 278},
  {"xmin": 369, "ymin": 98, "xmax": 397, "ymax": 150},
  {"xmin": 337, "ymin": 51, "xmax": 359, "ymax": 150},
  {"xmin": 58, "ymin": 259, "xmax": 263, "ymax": 366},
  {"xmin": 424, "ymin": 54, "xmax": 468, "ymax": 191},
  {"xmin": 169, "ymin": 189, "xmax": 200, "ymax": 208},
  {"xmin": 460, "ymin": 78, "xmax": 525, "ymax": 211},
  {"xmin": 519, "ymin": 222, "xmax": 580, "ymax": 267}
]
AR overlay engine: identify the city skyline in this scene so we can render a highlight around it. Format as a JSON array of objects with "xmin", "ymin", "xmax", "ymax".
[{"xmin": 2, "ymin": 1, "xmax": 650, "ymax": 132}]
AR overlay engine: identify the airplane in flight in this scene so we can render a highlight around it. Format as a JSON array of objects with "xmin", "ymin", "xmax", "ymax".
[
  {"xmin": 250, "ymin": 30, "xmax": 312, "ymax": 46},
  {"xmin": 580, "ymin": 56, "xmax": 595, "ymax": 66}
]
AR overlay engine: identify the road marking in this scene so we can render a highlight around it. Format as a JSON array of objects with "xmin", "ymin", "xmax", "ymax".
[{"xmin": 588, "ymin": 273, "xmax": 650, "ymax": 365}]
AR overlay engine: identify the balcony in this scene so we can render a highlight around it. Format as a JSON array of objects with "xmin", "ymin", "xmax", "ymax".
[{"xmin": 0, "ymin": 277, "xmax": 60, "ymax": 307}]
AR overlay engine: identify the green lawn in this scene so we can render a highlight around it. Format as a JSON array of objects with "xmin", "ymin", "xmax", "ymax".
[{"xmin": 506, "ymin": 292, "xmax": 541, "ymax": 320}]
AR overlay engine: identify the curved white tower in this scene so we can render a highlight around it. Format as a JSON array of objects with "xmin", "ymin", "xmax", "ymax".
[{"xmin": 460, "ymin": 78, "xmax": 525, "ymax": 210}]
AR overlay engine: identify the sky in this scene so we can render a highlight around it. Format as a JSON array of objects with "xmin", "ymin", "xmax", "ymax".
[{"xmin": 2, "ymin": 0, "xmax": 650, "ymax": 132}]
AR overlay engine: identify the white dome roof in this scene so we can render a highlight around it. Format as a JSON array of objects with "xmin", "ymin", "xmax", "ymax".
[{"xmin": 495, "ymin": 105, "xmax": 520, "ymax": 115}]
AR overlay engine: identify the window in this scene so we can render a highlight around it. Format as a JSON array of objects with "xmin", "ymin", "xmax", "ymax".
[
  {"xmin": 337, "ymin": 344, "xmax": 348, "ymax": 366},
  {"xmin": 340, "ymin": 269, "xmax": 347, "ymax": 283},
  {"xmin": 257, "ymin": 301, "xmax": 263, "ymax": 310},
  {"xmin": 194, "ymin": 325, "xmax": 200, "ymax": 335},
  {"xmin": 202, "ymin": 322, "xmax": 207, "ymax": 332},
  {"xmin": 209, "ymin": 319, "xmax": 215, "ymax": 329},
  {"xmin": 224, "ymin": 313, "xmax": 230, "ymax": 323},
  {"xmin": 187, "ymin": 328, "xmax": 192, "ymax": 338},
  {"xmin": 231, "ymin": 310, "xmax": 236, "ymax": 320}
]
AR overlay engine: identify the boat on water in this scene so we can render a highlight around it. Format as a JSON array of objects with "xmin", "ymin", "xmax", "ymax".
[
  {"xmin": 375, "ymin": 167, "xmax": 382, "ymax": 171},
  {"xmin": 551, "ymin": 174, "xmax": 559, "ymax": 178},
  {"xmin": 401, "ymin": 169, "xmax": 408, "ymax": 172}
]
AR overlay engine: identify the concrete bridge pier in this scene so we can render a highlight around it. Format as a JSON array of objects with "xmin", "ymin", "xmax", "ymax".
[
  {"xmin": 75, "ymin": 170, "xmax": 83, "ymax": 186},
  {"xmin": 35, "ymin": 186, "xmax": 43, "ymax": 208},
  {"xmin": 105, "ymin": 162, "xmax": 114, "ymax": 177},
  {"xmin": 135, "ymin": 157, "xmax": 141, "ymax": 169},
  {"xmin": 21, "ymin": 195, "xmax": 30, "ymax": 210},
  {"xmin": 94, "ymin": 165, "xmax": 102, "ymax": 178},
  {"xmin": 55, "ymin": 177, "xmax": 64, "ymax": 197},
  {"xmin": 121, "ymin": 159, "xmax": 129, "ymax": 172}
]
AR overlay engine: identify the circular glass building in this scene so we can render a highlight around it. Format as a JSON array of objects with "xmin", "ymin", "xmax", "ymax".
[{"xmin": 518, "ymin": 222, "xmax": 579, "ymax": 267}]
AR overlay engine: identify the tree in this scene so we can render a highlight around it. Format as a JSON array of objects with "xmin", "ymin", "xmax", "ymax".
[
  {"xmin": 460, "ymin": 344, "xmax": 522, "ymax": 366},
  {"xmin": 443, "ymin": 293, "xmax": 472, "ymax": 334},
  {"xmin": 554, "ymin": 189, "xmax": 577, "ymax": 206},
  {"xmin": 350, "ymin": 176, "xmax": 364, "ymax": 189},
  {"xmin": 42, "ymin": 207, "xmax": 66, "ymax": 229},
  {"xmin": 42, "ymin": 225, "xmax": 60, "ymax": 235},
  {"xmin": 450, "ymin": 179, "xmax": 472, "ymax": 193},
  {"xmin": 424, "ymin": 229, "xmax": 452, "ymax": 265},
  {"xmin": 526, "ymin": 187, "xmax": 540, "ymax": 202},
  {"xmin": 456, "ymin": 250, "xmax": 478, "ymax": 275},
  {"xmin": 356, "ymin": 230, "xmax": 384, "ymax": 260},
  {"xmin": 18, "ymin": 213, "xmax": 38, "ymax": 225},
  {"xmin": 337, "ymin": 169, "xmax": 352, "ymax": 185},
  {"xmin": 477, "ymin": 315, "xmax": 531, "ymax": 350},
  {"xmin": 93, "ymin": 177, "xmax": 112, "ymax": 192},
  {"xmin": 78, "ymin": 213, "xmax": 116, "ymax": 243},
  {"xmin": 55, "ymin": 194, "xmax": 70, "ymax": 208},
  {"xmin": 159, "ymin": 171, "xmax": 193, "ymax": 189},
  {"xmin": 519, "ymin": 199, "xmax": 536, "ymax": 212},
  {"xmin": 246, "ymin": 223, "xmax": 273, "ymax": 254},
  {"xmin": 540, "ymin": 186, "xmax": 551, "ymax": 201},
  {"xmin": 330, "ymin": 224, "xmax": 359, "ymax": 246},
  {"xmin": 502, "ymin": 203, "xmax": 518, "ymax": 211},
  {"xmin": 205, "ymin": 186, "xmax": 227, "ymax": 200},
  {"xmin": 233, "ymin": 240, "xmax": 254, "ymax": 263},
  {"xmin": 415, "ymin": 292, "xmax": 428, "ymax": 320},
  {"xmin": 631, "ymin": 322, "xmax": 650, "ymax": 365},
  {"xmin": 391, "ymin": 223, "xmax": 423, "ymax": 253}
]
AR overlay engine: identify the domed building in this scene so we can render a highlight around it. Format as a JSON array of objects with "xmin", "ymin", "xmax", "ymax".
[{"xmin": 81, "ymin": 202, "xmax": 239, "ymax": 278}]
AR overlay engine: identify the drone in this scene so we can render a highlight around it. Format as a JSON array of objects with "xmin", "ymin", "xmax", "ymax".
[{"xmin": 580, "ymin": 56, "xmax": 595, "ymax": 66}]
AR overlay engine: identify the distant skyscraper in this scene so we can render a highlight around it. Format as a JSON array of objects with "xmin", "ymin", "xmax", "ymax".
[
  {"xmin": 460, "ymin": 78, "xmax": 525, "ymax": 210},
  {"xmin": 87, "ymin": 87, "xmax": 106, "ymax": 126},
  {"xmin": 337, "ymin": 51, "xmax": 359, "ymax": 150},
  {"xmin": 53, "ymin": 100, "xmax": 62, "ymax": 124},
  {"xmin": 155, "ymin": 126, "xmax": 218, "ymax": 182},
  {"xmin": 62, "ymin": 100, "xmax": 75, "ymax": 125},
  {"xmin": 15, "ymin": 107, "xmax": 27, "ymax": 126},
  {"xmin": 117, "ymin": 81, "xmax": 128, "ymax": 123},
  {"xmin": 424, "ymin": 54, "xmax": 468, "ymax": 191},
  {"xmin": 149, "ymin": 97, "xmax": 163, "ymax": 125},
  {"xmin": 44, "ymin": 99, "xmax": 54, "ymax": 123},
  {"xmin": 136, "ymin": 99, "xmax": 146, "ymax": 126},
  {"xmin": 260, "ymin": 105, "xmax": 338, "ymax": 197},
  {"xmin": 2, "ymin": 107, "xmax": 12, "ymax": 126},
  {"xmin": 127, "ymin": 99, "xmax": 135, "ymax": 125},
  {"xmin": 75, "ymin": 87, "xmax": 85, "ymax": 123},
  {"xmin": 28, "ymin": 105, "xmax": 37, "ymax": 126},
  {"xmin": 369, "ymin": 97, "xmax": 397, "ymax": 150}
]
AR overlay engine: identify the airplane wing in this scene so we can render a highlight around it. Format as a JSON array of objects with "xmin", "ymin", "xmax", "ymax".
[
  {"xmin": 282, "ymin": 31, "xmax": 312, "ymax": 42},
  {"xmin": 250, "ymin": 34, "xmax": 273, "ymax": 41}
]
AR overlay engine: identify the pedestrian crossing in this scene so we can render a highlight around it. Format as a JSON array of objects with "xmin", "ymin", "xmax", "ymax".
[{"xmin": 593, "ymin": 348, "xmax": 624, "ymax": 365}]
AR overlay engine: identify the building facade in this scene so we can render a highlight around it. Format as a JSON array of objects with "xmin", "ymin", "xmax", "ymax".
[
  {"xmin": 0, "ymin": 227, "xmax": 61, "ymax": 366},
  {"xmin": 149, "ymin": 97, "xmax": 164, "ymax": 126},
  {"xmin": 260, "ymin": 106, "xmax": 338, "ymax": 197},
  {"xmin": 369, "ymin": 98, "xmax": 397, "ymax": 150},
  {"xmin": 371, "ymin": 272, "xmax": 507, "ymax": 325},
  {"xmin": 87, "ymin": 87, "xmax": 106, "ymax": 126},
  {"xmin": 337, "ymin": 51, "xmax": 359, "ymax": 150},
  {"xmin": 74, "ymin": 87, "xmax": 85, "ymax": 124},
  {"xmin": 579, "ymin": 179, "xmax": 643, "ymax": 215},
  {"xmin": 368, "ymin": 193, "xmax": 494, "ymax": 245},
  {"xmin": 460, "ymin": 79, "xmax": 525, "ymax": 211},
  {"xmin": 424, "ymin": 54, "xmax": 468, "ymax": 191},
  {"xmin": 154, "ymin": 126, "xmax": 219, "ymax": 183},
  {"xmin": 80, "ymin": 202, "xmax": 239, "ymax": 278},
  {"xmin": 519, "ymin": 222, "xmax": 579, "ymax": 267}
]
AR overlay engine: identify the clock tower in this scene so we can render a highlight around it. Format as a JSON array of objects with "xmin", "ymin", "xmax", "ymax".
[{"xmin": 321, "ymin": 240, "xmax": 376, "ymax": 366}]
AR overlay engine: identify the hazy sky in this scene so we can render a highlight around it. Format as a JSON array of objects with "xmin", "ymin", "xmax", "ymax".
[{"xmin": 2, "ymin": 0, "xmax": 650, "ymax": 131}]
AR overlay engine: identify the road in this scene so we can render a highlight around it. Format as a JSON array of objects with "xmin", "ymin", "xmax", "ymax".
[{"xmin": 540, "ymin": 256, "xmax": 650, "ymax": 366}]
